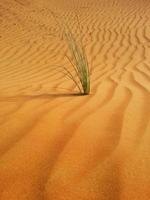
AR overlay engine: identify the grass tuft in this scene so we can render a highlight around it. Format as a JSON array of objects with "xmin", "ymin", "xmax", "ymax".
[{"xmin": 51, "ymin": 12, "xmax": 90, "ymax": 95}]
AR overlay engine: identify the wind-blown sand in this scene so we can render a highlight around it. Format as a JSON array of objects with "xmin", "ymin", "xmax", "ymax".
[{"xmin": 0, "ymin": 0, "xmax": 150, "ymax": 199}]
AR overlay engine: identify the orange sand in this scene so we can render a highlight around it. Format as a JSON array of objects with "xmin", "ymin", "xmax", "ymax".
[{"xmin": 0, "ymin": 0, "xmax": 150, "ymax": 199}]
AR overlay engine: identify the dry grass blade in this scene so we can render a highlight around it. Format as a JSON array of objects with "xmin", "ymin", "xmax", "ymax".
[
  {"xmin": 64, "ymin": 26, "xmax": 90, "ymax": 95},
  {"xmin": 50, "ymin": 11, "xmax": 90, "ymax": 95}
]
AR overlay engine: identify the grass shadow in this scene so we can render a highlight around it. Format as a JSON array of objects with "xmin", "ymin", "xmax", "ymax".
[{"xmin": 0, "ymin": 92, "xmax": 89, "ymax": 102}]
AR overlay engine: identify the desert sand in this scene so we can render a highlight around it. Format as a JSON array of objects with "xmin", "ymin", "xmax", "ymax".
[{"xmin": 0, "ymin": 0, "xmax": 150, "ymax": 199}]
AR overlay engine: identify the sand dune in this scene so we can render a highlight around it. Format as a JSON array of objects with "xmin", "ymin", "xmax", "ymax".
[{"xmin": 0, "ymin": 0, "xmax": 150, "ymax": 199}]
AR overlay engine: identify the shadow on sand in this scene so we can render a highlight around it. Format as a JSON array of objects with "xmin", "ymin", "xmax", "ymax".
[{"xmin": 0, "ymin": 93, "xmax": 88, "ymax": 102}]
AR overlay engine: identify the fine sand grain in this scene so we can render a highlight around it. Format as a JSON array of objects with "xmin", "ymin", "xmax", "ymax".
[{"xmin": 0, "ymin": 0, "xmax": 150, "ymax": 199}]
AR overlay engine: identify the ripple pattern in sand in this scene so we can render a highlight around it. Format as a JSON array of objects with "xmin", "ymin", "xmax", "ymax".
[{"xmin": 0, "ymin": 0, "xmax": 150, "ymax": 199}]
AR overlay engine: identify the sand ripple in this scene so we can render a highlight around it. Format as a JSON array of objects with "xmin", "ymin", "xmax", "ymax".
[{"xmin": 0, "ymin": 0, "xmax": 150, "ymax": 199}]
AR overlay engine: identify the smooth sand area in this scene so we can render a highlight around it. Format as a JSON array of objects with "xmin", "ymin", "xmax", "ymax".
[{"xmin": 0, "ymin": 0, "xmax": 150, "ymax": 199}]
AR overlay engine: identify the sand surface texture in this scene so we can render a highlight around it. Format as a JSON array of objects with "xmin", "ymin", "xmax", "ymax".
[{"xmin": 0, "ymin": 0, "xmax": 150, "ymax": 199}]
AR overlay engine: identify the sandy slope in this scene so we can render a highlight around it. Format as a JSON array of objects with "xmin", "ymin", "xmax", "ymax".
[{"xmin": 0, "ymin": 0, "xmax": 150, "ymax": 199}]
